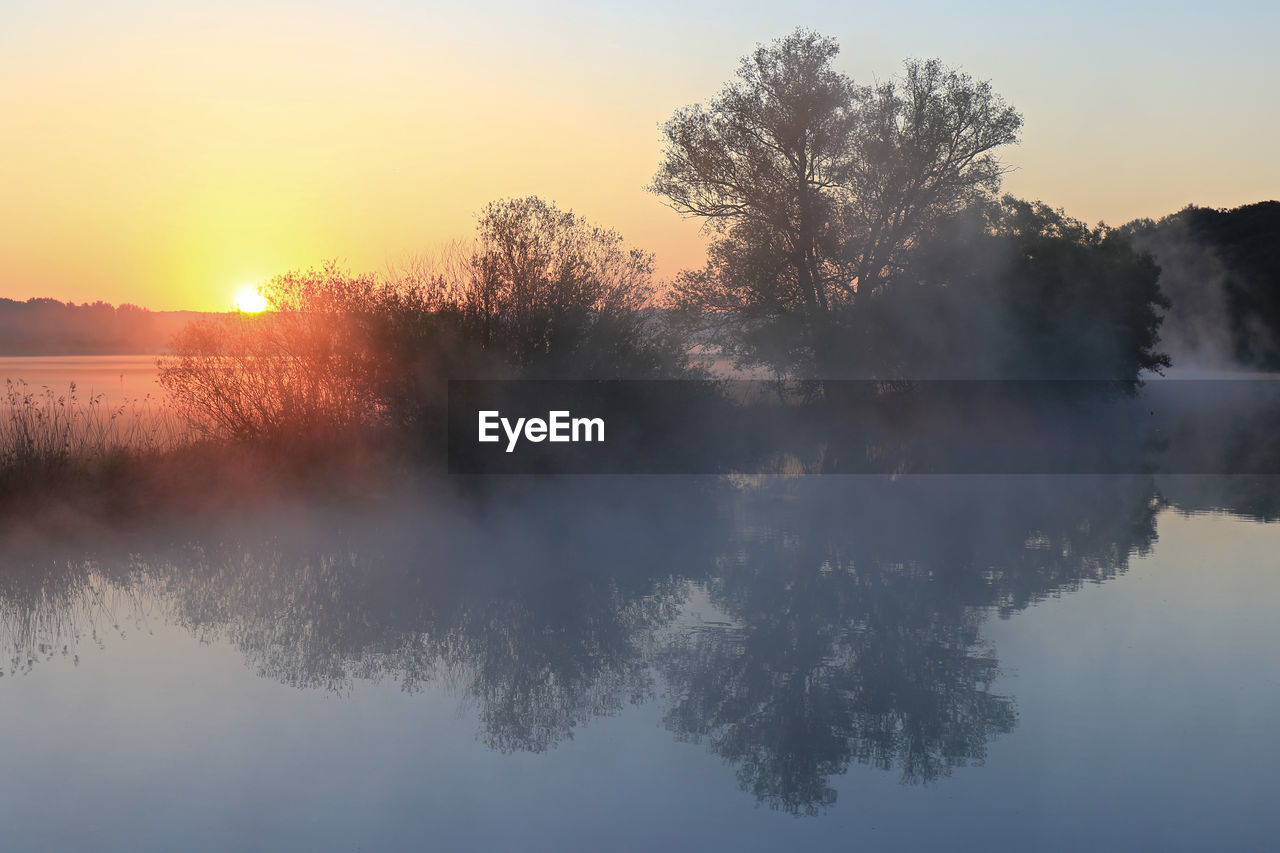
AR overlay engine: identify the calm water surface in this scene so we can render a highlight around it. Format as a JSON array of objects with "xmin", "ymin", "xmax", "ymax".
[
  {"xmin": 1, "ymin": 474, "xmax": 1277, "ymax": 851},
  {"xmin": 1, "ymin": 356, "xmax": 164, "ymax": 407}
]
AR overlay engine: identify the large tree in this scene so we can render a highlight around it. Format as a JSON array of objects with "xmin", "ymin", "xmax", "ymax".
[
  {"xmin": 651, "ymin": 30, "xmax": 857, "ymax": 329},
  {"xmin": 653, "ymin": 30, "xmax": 1022, "ymax": 376}
]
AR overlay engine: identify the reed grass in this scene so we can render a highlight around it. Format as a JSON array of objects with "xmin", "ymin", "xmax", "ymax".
[
  {"xmin": 1, "ymin": 379, "xmax": 189, "ymax": 487},
  {"xmin": 0, "ymin": 374, "xmax": 415, "ymax": 542}
]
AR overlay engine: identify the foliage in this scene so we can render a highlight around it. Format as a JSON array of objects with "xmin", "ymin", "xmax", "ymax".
[
  {"xmin": 158, "ymin": 265, "xmax": 398, "ymax": 441},
  {"xmin": 158, "ymin": 199, "xmax": 689, "ymax": 443},
  {"xmin": 841, "ymin": 58, "xmax": 1024, "ymax": 291},
  {"xmin": 1124, "ymin": 201, "xmax": 1280, "ymax": 368},
  {"xmin": 654, "ymin": 29, "xmax": 1022, "ymax": 376},
  {"xmin": 445, "ymin": 196, "xmax": 689, "ymax": 378},
  {"xmin": 844, "ymin": 198, "xmax": 1171, "ymax": 379}
]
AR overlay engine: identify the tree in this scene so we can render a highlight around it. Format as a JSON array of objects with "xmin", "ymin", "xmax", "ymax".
[
  {"xmin": 446, "ymin": 196, "xmax": 689, "ymax": 378},
  {"xmin": 157, "ymin": 264, "xmax": 400, "ymax": 440},
  {"xmin": 1123, "ymin": 201, "xmax": 1280, "ymax": 369},
  {"xmin": 846, "ymin": 198, "xmax": 1171, "ymax": 379},
  {"xmin": 841, "ymin": 59, "xmax": 1023, "ymax": 294},
  {"xmin": 653, "ymin": 30, "xmax": 1022, "ymax": 376},
  {"xmin": 652, "ymin": 31, "xmax": 857, "ymax": 332},
  {"xmin": 159, "ymin": 199, "xmax": 690, "ymax": 444}
]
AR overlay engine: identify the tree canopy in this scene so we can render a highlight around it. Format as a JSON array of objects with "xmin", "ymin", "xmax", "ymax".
[
  {"xmin": 654, "ymin": 29, "xmax": 1023, "ymax": 376},
  {"xmin": 844, "ymin": 198, "xmax": 1171, "ymax": 379},
  {"xmin": 158, "ymin": 198, "xmax": 689, "ymax": 443},
  {"xmin": 446, "ymin": 196, "xmax": 688, "ymax": 378},
  {"xmin": 1124, "ymin": 201, "xmax": 1280, "ymax": 369}
]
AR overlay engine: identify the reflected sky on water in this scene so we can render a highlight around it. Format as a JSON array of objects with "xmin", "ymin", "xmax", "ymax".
[
  {"xmin": 0, "ymin": 475, "xmax": 1277, "ymax": 851},
  {"xmin": 1, "ymin": 356, "xmax": 164, "ymax": 407}
]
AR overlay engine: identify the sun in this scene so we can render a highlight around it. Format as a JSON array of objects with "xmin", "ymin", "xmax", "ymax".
[{"xmin": 234, "ymin": 284, "xmax": 269, "ymax": 313}]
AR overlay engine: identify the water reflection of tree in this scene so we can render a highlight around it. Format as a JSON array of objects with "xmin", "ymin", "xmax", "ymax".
[
  {"xmin": 657, "ymin": 476, "xmax": 1160, "ymax": 814},
  {"xmin": 152, "ymin": 480, "xmax": 723, "ymax": 752},
  {"xmin": 0, "ymin": 474, "xmax": 1212, "ymax": 814}
]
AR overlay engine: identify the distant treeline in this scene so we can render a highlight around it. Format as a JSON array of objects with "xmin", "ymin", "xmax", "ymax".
[
  {"xmin": 0, "ymin": 298, "xmax": 211, "ymax": 355},
  {"xmin": 1125, "ymin": 201, "xmax": 1280, "ymax": 369}
]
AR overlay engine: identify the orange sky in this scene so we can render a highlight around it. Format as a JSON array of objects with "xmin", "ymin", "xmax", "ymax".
[{"xmin": 3, "ymin": 2, "xmax": 1277, "ymax": 311}]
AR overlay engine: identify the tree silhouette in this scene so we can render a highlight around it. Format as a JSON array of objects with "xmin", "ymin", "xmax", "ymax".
[
  {"xmin": 842, "ymin": 198, "xmax": 1170, "ymax": 379},
  {"xmin": 444, "ymin": 196, "xmax": 689, "ymax": 378},
  {"xmin": 1124, "ymin": 201, "xmax": 1280, "ymax": 369},
  {"xmin": 653, "ymin": 30, "xmax": 1022, "ymax": 376},
  {"xmin": 157, "ymin": 198, "xmax": 690, "ymax": 444}
]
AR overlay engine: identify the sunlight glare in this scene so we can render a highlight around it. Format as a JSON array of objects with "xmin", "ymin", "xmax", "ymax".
[{"xmin": 234, "ymin": 284, "xmax": 269, "ymax": 313}]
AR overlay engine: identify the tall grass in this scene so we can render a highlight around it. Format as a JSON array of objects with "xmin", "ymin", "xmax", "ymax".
[
  {"xmin": 0, "ymin": 372, "xmax": 407, "ymax": 538},
  {"xmin": 1, "ymin": 379, "xmax": 187, "ymax": 487}
]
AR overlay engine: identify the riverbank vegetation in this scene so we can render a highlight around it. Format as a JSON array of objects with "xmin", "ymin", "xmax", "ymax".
[{"xmin": 2, "ymin": 29, "xmax": 1276, "ymax": 528}]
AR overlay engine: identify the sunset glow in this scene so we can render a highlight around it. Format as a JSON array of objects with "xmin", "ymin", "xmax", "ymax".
[
  {"xmin": 2, "ymin": 2, "xmax": 1277, "ymax": 311},
  {"xmin": 2, "ymin": 6, "xmax": 1279, "ymax": 848},
  {"xmin": 234, "ymin": 285, "xmax": 268, "ymax": 314}
]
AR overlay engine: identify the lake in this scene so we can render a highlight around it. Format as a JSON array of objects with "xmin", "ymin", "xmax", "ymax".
[
  {"xmin": 1, "ymin": 355, "xmax": 166, "ymax": 407},
  {"xmin": 1, "ymin": 468, "xmax": 1278, "ymax": 851},
  {"xmin": 1, "ymin": 358, "xmax": 1278, "ymax": 849}
]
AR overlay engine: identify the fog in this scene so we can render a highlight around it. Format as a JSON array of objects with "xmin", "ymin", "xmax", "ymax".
[{"xmin": 1, "ymin": 26, "xmax": 1277, "ymax": 850}]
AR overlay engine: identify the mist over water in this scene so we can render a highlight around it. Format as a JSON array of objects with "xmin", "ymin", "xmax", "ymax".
[
  {"xmin": 3, "ymin": 8, "xmax": 1277, "ymax": 848},
  {"xmin": 1, "ymin": 471, "xmax": 1278, "ymax": 850},
  {"xmin": 1, "ymin": 55, "xmax": 1275, "ymax": 853},
  {"xmin": 1126, "ymin": 202, "xmax": 1280, "ymax": 373}
]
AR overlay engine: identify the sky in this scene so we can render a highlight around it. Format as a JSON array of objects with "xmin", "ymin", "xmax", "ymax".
[{"xmin": 2, "ymin": 0, "xmax": 1277, "ymax": 311}]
